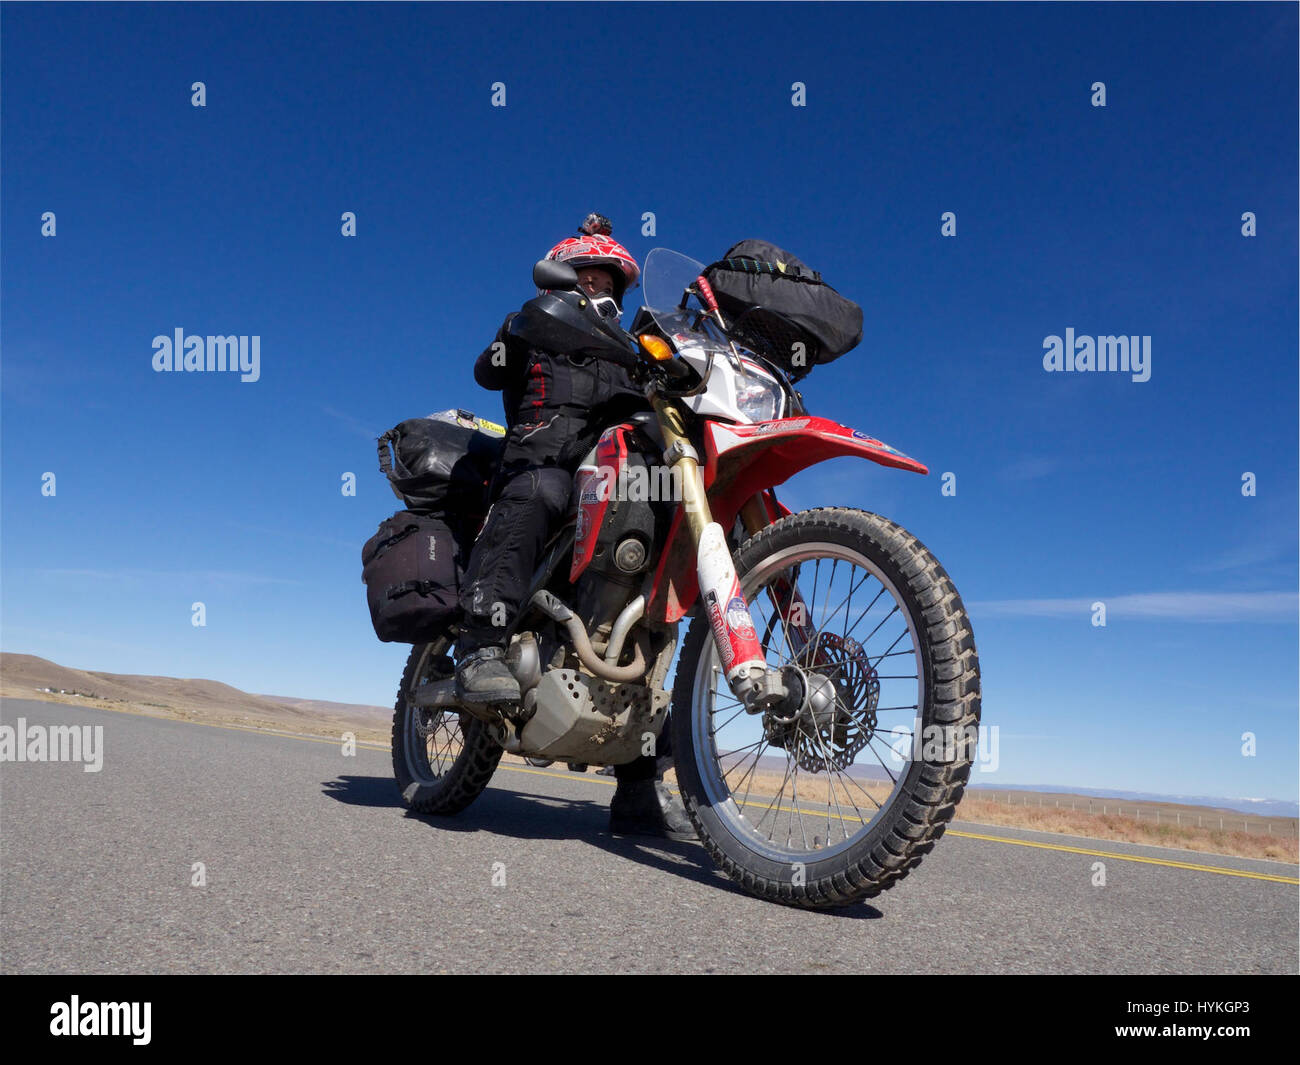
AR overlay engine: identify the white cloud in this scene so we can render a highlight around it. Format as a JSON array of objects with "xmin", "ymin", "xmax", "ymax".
[
  {"xmin": 25, "ymin": 568, "xmax": 304, "ymax": 587},
  {"xmin": 969, "ymin": 591, "xmax": 1297, "ymax": 622}
]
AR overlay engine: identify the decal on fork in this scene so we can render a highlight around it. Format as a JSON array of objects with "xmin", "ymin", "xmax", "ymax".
[{"xmin": 697, "ymin": 521, "xmax": 765, "ymax": 683}]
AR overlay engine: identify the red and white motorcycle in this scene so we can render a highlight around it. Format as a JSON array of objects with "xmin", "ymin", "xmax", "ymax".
[{"xmin": 392, "ymin": 249, "xmax": 981, "ymax": 908}]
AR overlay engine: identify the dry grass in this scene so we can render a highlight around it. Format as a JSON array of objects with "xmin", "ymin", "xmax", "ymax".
[
  {"xmin": 2, "ymin": 687, "xmax": 393, "ymax": 746},
  {"xmin": 952, "ymin": 796, "xmax": 1298, "ymax": 863}
]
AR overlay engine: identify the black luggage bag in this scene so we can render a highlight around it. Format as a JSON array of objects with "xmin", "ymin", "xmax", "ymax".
[
  {"xmin": 704, "ymin": 239, "xmax": 863, "ymax": 375},
  {"xmin": 377, "ymin": 408, "xmax": 505, "ymax": 518},
  {"xmin": 362, "ymin": 510, "xmax": 464, "ymax": 644},
  {"xmin": 362, "ymin": 409, "xmax": 505, "ymax": 644}
]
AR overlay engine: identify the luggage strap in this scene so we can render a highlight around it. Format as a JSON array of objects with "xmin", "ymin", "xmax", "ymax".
[
  {"xmin": 704, "ymin": 257, "xmax": 824, "ymax": 285},
  {"xmin": 376, "ymin": 429, "xmax": 399, "ymax": 477},
  {"xmin": 386, "ymin": 579, "xmax": 440, "ymax": 601}
]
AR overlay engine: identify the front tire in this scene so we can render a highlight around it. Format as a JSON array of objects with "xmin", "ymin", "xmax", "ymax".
[
  {"xmin": 392, "ymin": 638, "xmax": 503, "ymax": 815},
  {"xmin": 670, "ymin": 507, "xmax": 981, "ymax": 908}
]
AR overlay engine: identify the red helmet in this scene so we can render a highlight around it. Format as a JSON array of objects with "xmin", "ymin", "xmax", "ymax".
[{"xmin": 544, "ymin": 213, "xmax": 640, "ymax": 306}]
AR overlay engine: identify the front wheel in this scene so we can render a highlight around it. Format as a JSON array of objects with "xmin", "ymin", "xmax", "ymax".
[
  {"xmin": 392, "ymin": 638, "xmax": 503, "ymax": 814},
  {"xmin": 670, "ymin": 507, "xmax": 981, "ymax": 908}
]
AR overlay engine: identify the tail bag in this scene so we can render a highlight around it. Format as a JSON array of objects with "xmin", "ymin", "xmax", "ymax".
[
  {"xmin": 377, "ymin": 408, "xmax": 505, "ymax": 517},
  {"xmin": 704, "ymin": 239, "xmax": 863, "ymax": 374}
]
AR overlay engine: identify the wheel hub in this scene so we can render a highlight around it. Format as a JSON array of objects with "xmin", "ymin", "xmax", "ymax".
[{"xmin": 767, "ymin": 632, "xmax": 880, "ymax": 772}]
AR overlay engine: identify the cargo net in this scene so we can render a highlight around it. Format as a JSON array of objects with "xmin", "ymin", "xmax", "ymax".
[{"xmin": 726, "ymin": 307, "xmax": 821, "ymax": 375}]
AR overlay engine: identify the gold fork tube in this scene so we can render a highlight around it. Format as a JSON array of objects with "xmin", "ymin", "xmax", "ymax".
[{"xmin": 651, "ymin": 396, "xmax": 713, "ymax": 544}]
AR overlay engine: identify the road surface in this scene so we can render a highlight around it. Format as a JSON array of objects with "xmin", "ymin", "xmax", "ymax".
[{"xmin": 2, "ymin": 698, "xmax": 1295, "ymax": 974}]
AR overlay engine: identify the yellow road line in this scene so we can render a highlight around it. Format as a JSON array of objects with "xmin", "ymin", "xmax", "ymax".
[
  {"xmin": 496, "ymin": 762, "xmax": 616, "ymax": 786},
  {"xmin": 945, "ymin": 829, "xmax": 1299, "ymax": 884}
]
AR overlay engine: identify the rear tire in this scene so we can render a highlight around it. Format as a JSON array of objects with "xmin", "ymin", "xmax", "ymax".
[
  {"xmin": 392, "ymin": 639, "xmax": 503, "ymax": 815},
  {"xmin": 670, "ymin": 507, "xmax": 980, "ymax": 909}
]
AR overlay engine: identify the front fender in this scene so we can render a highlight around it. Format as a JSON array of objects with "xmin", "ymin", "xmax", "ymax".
[
  {"xmin": 646, "ymin": 416, "xmax": 927, "ymax": 623},
  {"xmin": 703, "ymin": 416, "xmax": 927, "ymax": 515}
]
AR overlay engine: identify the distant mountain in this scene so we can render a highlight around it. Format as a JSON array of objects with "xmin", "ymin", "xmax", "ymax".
[
  {"xmin": 256, "ymin": 693, "xmax": 393, "ymax": 721},
  {"xmin": 0, "ymin": 652, "xmax": 389, "ymax": 735}
]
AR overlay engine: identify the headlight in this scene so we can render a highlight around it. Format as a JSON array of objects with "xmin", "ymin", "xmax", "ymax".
[{"xmin": 736, "ymin": 379, "xmax": 783, "ymax": 423}]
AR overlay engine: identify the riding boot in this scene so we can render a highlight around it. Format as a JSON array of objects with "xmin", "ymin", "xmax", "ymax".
[{"xmin": 610, "ymin": 756, "xmax": 696, "ymax": 842}]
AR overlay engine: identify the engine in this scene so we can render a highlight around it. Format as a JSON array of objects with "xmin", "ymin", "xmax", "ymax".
[{"xmin": 571, "ymin": 445, "xmax": 669, "ymax": 648}]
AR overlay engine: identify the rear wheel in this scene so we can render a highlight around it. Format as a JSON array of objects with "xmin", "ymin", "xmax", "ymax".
[
  {"xmin": 670, "ymin": 507, "xmax": 980, "ymax": 908},
  {"xmin": 392, "ymin": 638, "xmax": 503, "ymax": 814}
]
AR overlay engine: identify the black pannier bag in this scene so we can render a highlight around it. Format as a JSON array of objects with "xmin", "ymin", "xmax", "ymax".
[
  {"xmin": 377, "ymin": 408, "xmax": 505, "ymax": 519},
  {"xmin": 703, "ymin": 240, "xmax": 863, "ymax": 375},
  {"xmin": 363, "ymin": 409, "xmax": 505, "ymax": 644},
  {"xmin": 362, "ymin": 510, "xmax": 463, "ymax": 643}
]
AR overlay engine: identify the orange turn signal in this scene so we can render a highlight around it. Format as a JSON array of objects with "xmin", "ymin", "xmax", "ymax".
[{"xmin": 638, "ymin": 334, "xmax": 675, "ymax": 362}]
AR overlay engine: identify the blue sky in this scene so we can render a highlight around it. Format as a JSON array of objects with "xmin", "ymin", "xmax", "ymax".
[{"xmin": 2, "ymin": 2, "xmax": 1296, "ymax": 801}]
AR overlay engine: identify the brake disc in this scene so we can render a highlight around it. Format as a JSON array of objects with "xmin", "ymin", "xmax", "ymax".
[
  {"xmin": 786, "ymin": 632, "xmax": 880, "ymax": 773},
  {"xmin": 414, "ymin": 708, "xmax": 443, "ymax": 739}
]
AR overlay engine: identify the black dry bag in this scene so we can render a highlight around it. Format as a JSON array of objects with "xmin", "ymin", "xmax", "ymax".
[
  {"xmin": 704, "ymin": 239, "xmax": 863, "ymax": 374},
  {"xmin": 377, "ymin": 409, "xmax": 505, "ymax": 518}
]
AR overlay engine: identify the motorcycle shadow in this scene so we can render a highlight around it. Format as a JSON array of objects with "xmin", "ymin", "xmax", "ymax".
[{"xmin": 322, "ymin": 775, "xmax": 883, "ymax": 917}]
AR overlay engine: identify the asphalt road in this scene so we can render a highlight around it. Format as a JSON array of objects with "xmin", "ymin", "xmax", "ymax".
[{"xmin": 2, "ymin": 698, "xmax": 1296, "ymax": 974}]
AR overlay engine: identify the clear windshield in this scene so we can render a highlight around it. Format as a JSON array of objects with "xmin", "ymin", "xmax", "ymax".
[{"xmin": 638, "ymin": 248, "xmax": 733, "ymax": 353}]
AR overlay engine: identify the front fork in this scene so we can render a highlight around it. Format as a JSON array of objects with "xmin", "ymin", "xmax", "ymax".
[{"xmin": 653, "ymin": 398, "xmax": 795, "ymax": 715}]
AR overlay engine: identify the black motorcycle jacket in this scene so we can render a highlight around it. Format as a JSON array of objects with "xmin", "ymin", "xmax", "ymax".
[{"xmin": 474, "ymin": 312, "xmax": 646, "ymax": 471}]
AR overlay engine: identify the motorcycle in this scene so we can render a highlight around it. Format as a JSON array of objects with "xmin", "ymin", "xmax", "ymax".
[{"xmin": 390, "ymin": 248, "xmax": 981, "ymax": 908}]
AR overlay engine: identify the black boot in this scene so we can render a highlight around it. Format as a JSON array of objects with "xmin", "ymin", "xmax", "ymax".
[
  {"xmin": 610, "ymin": 779, "xmax": 696, "ymax": 842},
  {"xmin": 455, "ymin": 646, "xmax": 520, "ymax": 704}
]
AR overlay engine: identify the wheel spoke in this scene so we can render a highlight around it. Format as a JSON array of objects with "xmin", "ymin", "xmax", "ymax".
[
  {"xmin": 808, "ymin": 722, "xmax": 859, "ymax": 842},
  {"xmin": 752, "ymin": 755, "xmax": 795, "ymax": 839},
  {"xmin": 864, "ymin": 734, "xmax": 900, "ymax": 786},
  {"xmin": 789, "ymin": 752, "xmax": 807, "ymax": 849},
  {"xmin": 727, "ymin": 736, "xmax": 773, "ymax": 811},
  {"xmin": 805, "ymin": 571, "xmax": 879, "ymax": 663}
]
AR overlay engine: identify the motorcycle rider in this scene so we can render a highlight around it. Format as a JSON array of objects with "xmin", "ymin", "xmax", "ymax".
[{"xmin": 455, "ymin": 213, "xmax": 692, "ymax": 841}]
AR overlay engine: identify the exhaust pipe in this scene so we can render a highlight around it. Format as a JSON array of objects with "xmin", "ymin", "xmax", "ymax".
[
  {"xmin": 604, "ymin": 595, "xmax": 646, "ymax": 665},
  {"xmin": 529, "ymin": 590, "xmax": 649, "ymax": 682}
]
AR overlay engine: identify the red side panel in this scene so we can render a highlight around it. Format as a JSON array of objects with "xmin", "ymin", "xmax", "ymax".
[
  {"xmin": 570, "ymin": 424, "xmax": 630, "ymax": 582},
  {"xmin": 647, "ymin": 417, "xmax": 927, "ymax": 623}
]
